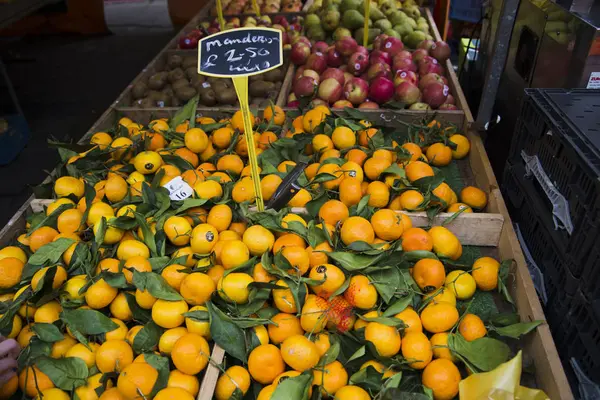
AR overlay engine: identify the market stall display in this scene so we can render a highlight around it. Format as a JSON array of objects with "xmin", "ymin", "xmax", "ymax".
[{"xmin": 0, "ymin": 0, "xmax": 574, "ymax": 399}]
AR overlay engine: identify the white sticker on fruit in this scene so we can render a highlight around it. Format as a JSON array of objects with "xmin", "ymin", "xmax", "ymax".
[
  {"xmin": 385, "ymin": 42, "xmax": 392, "ymax": 48},
  {"xmin": 443, "ymin": 85, "xmax": 449, "ymax": 96},
  {"xmin": 163, "ymin": 176, "xmax": 193, "ymax": 201},
  {"xmin": 587, "ymin": 72, "xmax": 600, "ymax": 89},
  {"xmin": 316, "ymin": 52, "xmax": 323, "ymax": 56},
  {"xmin": 202, "ymin": 82, "xmax": 211, "ymax": 88},
  {"xmin": 355, "ymin": 63, "xmax": 361, "ymax": 70},
  {"xmin": 400, "ymin": 71, "xmax": 407, "ymax": 78}
]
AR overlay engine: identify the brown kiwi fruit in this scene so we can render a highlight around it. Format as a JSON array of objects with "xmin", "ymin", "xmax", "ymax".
[
  {"xmin": 138, "ymin": 98, "xmax": 155, "ymax": 108},
  {"xmin": 132, "ymin": 82, "xmax": 148, "ymax": 99},
  {"xmin": 249, "ymin": 81, "xmax": 268, "ymax": 98},
  {"xmin": 167, "ymin": 54, "xmax": 183, "ymax": 69},
  {"xmin": 148, "ymin": 90, "xmax": 164, "ymax": 101},
  {"xmin": 175, "ymin": 86, "xmax": 197, "ymax": 101},
  {"xmin": 190, "ymin": 74, "xmax": 205, "ymax": 86},
  {"xmin": 186, "ymin": 66, "xmax": 200, "ymax": 81},
  {"xmin": 215, "ymin": 88, "xmax": 237, "ymax": 105},
  {"xmin": 172, "ymin": 79, "xmax": 190, "ymax": 91},
  {"xmin": 162, "ymin": 85, "xmax": 174, "ymax": 98},
  {"xmin": 198, "ymin": 88, "xmax": 217, "ymax": 106},
  {"xmin": 147, "ymin": 74, "xmax": 166, "ymax": 90},
  {"xmin": 182, "ymin": 56, "xmax": 197, "ymax": 69},
  {"xmin": 154, "ymin": 94, "xmax": 171, "ymax": 107},
  {"xmin": 168, "ymin": 68, "xmax": 185, "ymax": 83},
  {"xmin": 263, "ymin": 69, "xmax": 283, "ymax": 82}
]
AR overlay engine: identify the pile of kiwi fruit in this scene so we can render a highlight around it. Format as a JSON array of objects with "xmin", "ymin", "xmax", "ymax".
[{"xmin": 129, "ymin": 53, "xmax": 286, "ymax": 108}]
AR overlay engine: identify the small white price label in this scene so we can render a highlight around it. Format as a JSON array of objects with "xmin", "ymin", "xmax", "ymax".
[{"xmin": 163, "ymin": 176, "xmax": 193, "ymax": 201}]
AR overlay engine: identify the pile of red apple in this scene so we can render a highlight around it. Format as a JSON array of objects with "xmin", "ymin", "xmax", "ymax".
[{"xmin": 287, "ymin": 34, "xmax": 457, "ymax": 110}]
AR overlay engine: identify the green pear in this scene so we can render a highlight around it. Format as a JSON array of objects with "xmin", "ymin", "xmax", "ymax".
[
  {"xmin": 342, "ymin": 9, "xmax": 365, "ymax": 30},
  {"xmin": 384, "ymin": 28, "xmax": 401, "ymax": 38},
  {"xmin": 306, "ymin": 13, "xmax": 321, "ymax": 28},
  {"xmin": 308, "ymin": 26, "xmax": 327, "ymax": 41},
  {"xmin": 354, "ymin": 27, "xmax": 381, "ymax": 44},
  {"xmin": 389, "ymin": 11, "xmax": 406, "ymax": 26},
  {"xmin": 369, "ymin": 4, "xmax": 386, "ymax": 21},
  {"xmin": 340, "ymin": 0, "xmax": 361, "ymax": 12},
  {"xmin": 405, "ymin": 30, "xmax": 426, "ymax": 48},
  {"xmin": 333, "ymin": 26, "xmax": 353, "ymax": 40},
  {"xmin": 374, "ymin": 19, "xmax": 392, "ymax": 31},
  {"xmin": 394, "ymin": 23, "xmax": 413, "ymax": 37},
  {"xmin": 323, "ymin": 9, "xmax": 341, "ymax": 31},
  {"xmin": 380, "ymin": 1, "xmax": 397, "ymax": 17}
]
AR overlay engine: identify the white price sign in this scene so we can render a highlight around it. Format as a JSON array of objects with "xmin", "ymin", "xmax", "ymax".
[{"xmin": 163, "ymin": 176, "xmax": 193, "ymax": 201}]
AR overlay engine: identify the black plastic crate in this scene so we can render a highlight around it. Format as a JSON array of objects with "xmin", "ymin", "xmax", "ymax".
[
  {"xmin": 522, "ymin": 88, "xmax": 600, "ymax": 209},
  {"xmin": 508, "ymin": 120, "xmax": 540, "ymax": 165},
  {"xmin": 544, "ymin": 290, "xmax": 574, "ymax": 329},
  {"xmin": 581, "ymin": 245, "xmax": 600, "ymax": 303},
  {"xmin": 506, "ymin": 161, "xmax": 598, "ymax": 277}
]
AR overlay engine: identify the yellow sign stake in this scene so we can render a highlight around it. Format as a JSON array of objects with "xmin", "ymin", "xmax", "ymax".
[
  {"xmin": 232, "ymin": 76, "xmax": 265, "ymax": 211},
  {"xmin": 363, "ymin": 0, "xmax": 370, "ymax": 47},
  {"xmin": 252, "ymin": 0, "xmax": 262, "ymax": 17},
  {"xmin": 216, "ymin": 0, "xmax": 226, "ymax": 31}
]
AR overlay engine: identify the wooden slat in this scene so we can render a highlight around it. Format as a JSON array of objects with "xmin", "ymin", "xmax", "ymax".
[
  {"xmin": 276, "ymin": 59, "xmax": 295, "ymax": 107},
  {"xmin": 283, "ymin": 207, "xmax": 504, "ymax": 247},
  {"xmin": 198, "ymin": 345, "xmax": 226, "ymax": 400}
]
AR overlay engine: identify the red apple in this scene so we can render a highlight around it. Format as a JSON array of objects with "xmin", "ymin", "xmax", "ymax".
[
  {"xmin": 302, "ymin": 69, "xmax": 321, "ymax": 85},
  {"xmin": 322, "ymin": 68, "xmax": 345, "ymax": 86},
  {"xmin": 313, "ymin": 41, "xmax": 329, "ymax": 55},
  {"xmin": 429, "ymin": 40, "xmax": 450, "ymax": 62},
  {"xmin": 294, "ymin": 76, "xmax": 318, "ymax": 97},
  {"xmin": 382, "ymin": 37, "xmax": 404, "ymax": 56},
  {"xmin": 368, "ymin": 76, "xmax": 395, "ymax": 104},
  {"xmin": 370, "ymin": 50, "xmax": 392, "ymax": 65},
  {"xmin": 445, "ymin": 94, "xmax": 455, "ymax": 105},
  {"xmin": 359, "ymin": 101, "xmax": 380, "ymax": 109},
  {"xmin": 335, "ymin": 37, "xmax": 358, "ymax": 56},
  {"xmin": 395, "ymin": 82, "xmax": 421, "ymax": 105},
  {"xmin": 355, "ymin": 46, "xmax": 369, "ymax": 56},
  {"xmin": 418, "ymin": 61, "xmax": 444, "ymax": 76},
  {"xmin": 419, "ymin": 73, "xmax": 444, "ymax": 89},
  {"xmin": 294, "ymin": 65, "xmax": 305, "ymax": 80},
  {"xmin": 287, "ymin": 100, "xmax": 300, "ymax": 107},
  {"xmin": 393, "ymin": 57, "xmax": 417, "ymax": 74},
  {"xmin": 348, "ymin": 52, "xmax": 370, "ymax": 76},
  {"xmin": 305, "ymin": 53, "xmax": 327, "ymax": 74},
  {"xmin": 333, "ymin": 99, "xmax": 354, "ymax": 108},
  {"xmin": 367, "ymin": 62, "xmax": 392, "ymax": 81},
  {"xmin": 418, "ymin": 55, "xmax": 437, "ymax": 66},
  {"xmin": 296, "ymin": 36, "xmax": 311, "ymax": 47},
  {"xmin": 179, "ymin": 35, "xmax": 199, "ymax": 49},
  {"xmin": 372, "ymin": 34, "xmax": 389, "ymax": 51},
  {"xmin": 318, "ymin": 78, "xmax": 343, "ymax": 103},
  {"xmin": 326, "ymin": 47, "xmax": 344, "ymax": 67},
  {"xmin": 291, "ymin": 42, "xmax": 311, "ymax": 65},
  {"xmin": 344, "ymin": 72, "xmax": 353, "ymax": 83},
  {"xmin": 343, "ymin": 77, "xmax": 369, "ymax": 105},
  {"xmin": 394, "ymin": 70, "xmax": 418, "ymax": 86},
  {"xmin": 422, "ymin": 82, "xmax": 449, "ymax": 108},
  {"xmin": 393, "ymin": 50, "xmax": 412, "ymax": 62},
  {"xmin": 412, "ymin": 49, "xmax": 429, "ymax": 63},
  {"xmin": 418, "ymin": 40, "xmax": 435, "ymax": 51},
  {"xmin": 287, "ymin": 93, "xmax": 297, "ymax": 102},
  {"xmin": 312, "ymin": 98, "xmax": 328, "ymax": 106}
]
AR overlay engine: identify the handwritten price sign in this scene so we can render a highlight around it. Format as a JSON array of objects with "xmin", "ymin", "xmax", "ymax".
[
  {"xmin": 197, "ymin": 28, "xmax": 283, "ymax": 77},
  {"xmin": 197, "ymin": 27, "xmax": 283, "ymax": 211}
]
